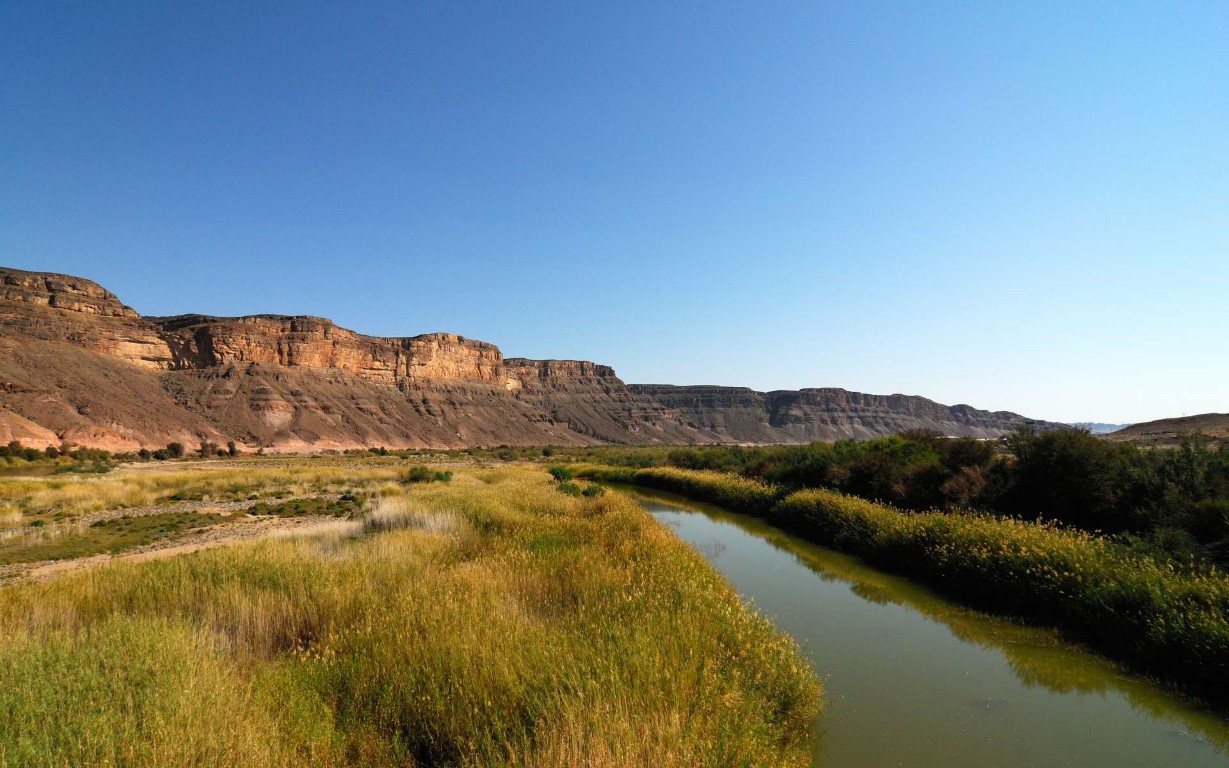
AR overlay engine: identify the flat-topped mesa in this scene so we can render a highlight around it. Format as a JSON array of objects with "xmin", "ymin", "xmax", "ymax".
[
  {"xmin": 779, "ymin": 387, "xmax": 962, "ymax": 420},
  {"xmin": 631, "ymin": 384, "xmax": 1052, "ymax": 441},
  {"xmin": 152, "ymin": 315, "xmax": 507, "ymax": 384},
  {"xmin": 0, "ymin": 267, "xmax": 139, "ymax": 319}
]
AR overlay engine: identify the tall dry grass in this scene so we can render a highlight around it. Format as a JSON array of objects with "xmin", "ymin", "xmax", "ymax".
[
  {"xmin": 0, "ymin": 461, "xmax": 410, "ymax": 523},
  {"xmin": 0, "ymin": 465, "xmax": 820, "ymax": 767}
]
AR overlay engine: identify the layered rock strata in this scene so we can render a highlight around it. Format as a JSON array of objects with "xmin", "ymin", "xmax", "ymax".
[
  {"xmin": 0, "ymin": 266, "xmax": 1052, "ymax": 450},
  {"xmin": 628, "ymin": 385, "xmax": 1052, "ymax": 441}
]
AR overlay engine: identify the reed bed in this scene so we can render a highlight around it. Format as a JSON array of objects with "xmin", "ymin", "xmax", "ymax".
[
  {"xmin": 569, "ymin": 465, "xmax": 783, "ymax": 514},
  {"xmin": 0, "ymin": 465, "xmax": 820, "ymax": 767},
  {"xmin": 574, "ymin": 464, "xmax": 1229, "ymax": 705}
]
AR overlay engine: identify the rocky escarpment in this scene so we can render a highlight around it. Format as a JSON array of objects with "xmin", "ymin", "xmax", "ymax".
[
  {"xmin": 0, "ymin": 267, "xmax": 712, "ymax": 450},
  {"xmin": 1, "ymin": 269, "xmax": 139, "ymax": 318},
  {"xmin": 630, "ymin": 385, "xmax": 1055, "ymax": 441},
  {"xmin": 504, "ymin": 359, "xmax": 700, "ymax": 443},
  {"xmin": 0, "ymin": 265, "xmax": 1054, "ymax": 450},
  {"xmin": 154, "ymin": 314, "xmax": 506, "ymax": 384},
  {"xmin": 0, "ymin": 268, "xmax": 172, "ymax": 369}
]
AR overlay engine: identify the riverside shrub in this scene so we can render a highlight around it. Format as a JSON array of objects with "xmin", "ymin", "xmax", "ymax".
[
  {"xmin": 575, "ymin": 464, "xmax": 1229, "ymax": 705},
  {"xmin": 578, "ymin": 466, "xmax": 783, "ymax": 514}
]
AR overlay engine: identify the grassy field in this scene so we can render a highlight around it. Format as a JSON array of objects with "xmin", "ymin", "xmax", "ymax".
[
  {"xmin": 0, "ymin": 510, "xmax": 233, "ymax": 565},
  {"xmin": 0, "ymin": 458, "xmax": 422, "ymax": 569},
  {"xmin": 573, "ymin": 464, "xmax": 1229, "ymax": 707},
  {"xmin": 0, "ymin": 458, "xmax": 411, "ymax": 527},
  {"xmin": 0, "ymin": 463, "xmax": 820, "ymax": 767}
]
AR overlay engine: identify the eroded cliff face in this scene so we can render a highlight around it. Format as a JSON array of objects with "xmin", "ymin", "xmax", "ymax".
[
  {"xmin": 0, "ymin": 265, "xmax": 1053, "ymax": 450},
  {"xmin": 503, "ymin": 359, "xmax": 702, "ymax": 444},
  {"xmin": 630, "ymin": 385, "xmax": 1052, "ymax": 442},
  {"xmin": 0, "ymin": 268, "xmax": 172, "ymax": 370},
  {"xmin": 0, "ymin": 267, "xmax": 710, "ymax": 449},
  {"xmin": 1, "ymin": 269, "xmax": 139, "ymax": 318},
  {"xmin": 154, "ymin": 315, "xmax": 506, "ymax": 385}
]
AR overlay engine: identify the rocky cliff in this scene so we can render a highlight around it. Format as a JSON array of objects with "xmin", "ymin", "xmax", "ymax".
[
  {"xmin": 0, "ymin": 267, "xmax": 708, "ymax": 450},
  {"xmin": 153, "ymin": 314, "xmax": 508, "ymax": 384},
  {"xmin": 628, "ymin": 385, "xmax": 1054, "ymax": 441},
  {"xmin": 0, "ymin": 266, "xmax": 1052, "ymax": 450}
]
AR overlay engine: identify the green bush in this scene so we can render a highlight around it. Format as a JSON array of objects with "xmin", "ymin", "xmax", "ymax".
[
  {"xmin": 403, "ymin": 466, "xmax": 435, "ymax": 484},
  {"xmin": 401, "ymin": 466, "xmax": 453, "ymax": 485}
]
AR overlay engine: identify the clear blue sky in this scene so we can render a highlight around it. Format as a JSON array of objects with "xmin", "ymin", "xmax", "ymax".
[{"xmin": 3, "ymin": 2, "xmax": 1226, "ymax": 424}]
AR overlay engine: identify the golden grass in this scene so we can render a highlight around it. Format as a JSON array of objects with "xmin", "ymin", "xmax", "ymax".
[
  {"xmin": 0, "ymin": 464, "xmax": 820, "ymax": 767},
  {"xmin": 0, "ymin": 460, "xmax": 410, "ymax": 522},
  {"xmin": 363, "ymin": 495, "xmax": 464, "ymax": 535},
  {"xmin": 0, "ymin": 458, "xmax": 415, "ymax": 562}
]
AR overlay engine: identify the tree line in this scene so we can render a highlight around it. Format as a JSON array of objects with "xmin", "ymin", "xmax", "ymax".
[{"xmin": 623, "ymin": 428, "xmax": 1229, "ymax": 564}]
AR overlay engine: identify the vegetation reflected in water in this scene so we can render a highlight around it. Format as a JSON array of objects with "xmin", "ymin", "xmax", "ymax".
[{"xmin": 629, "ymin": 487, "xmax": 1229, "ymax": 768}]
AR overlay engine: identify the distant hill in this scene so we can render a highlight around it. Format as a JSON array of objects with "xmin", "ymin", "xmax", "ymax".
[
  {"xmin": 1072, "ymin": 422, "xmax": 1132, "ymax": 435},
  {"xmin": 0, "ymin": 266, "xmax": 1058, "ymax": 451},
  {"xmin": 1104, "ymin": 414, "xmax": 1229, "ymax": 447}
]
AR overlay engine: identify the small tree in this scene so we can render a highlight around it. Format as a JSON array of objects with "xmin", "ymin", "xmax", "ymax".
[
  {"xmin": 166, "ymin": 442, "xmax": 184, "ymax": 459},
  {"xmin": 226, "ymin": 441, "xmax": 238, "ymax": 457}
]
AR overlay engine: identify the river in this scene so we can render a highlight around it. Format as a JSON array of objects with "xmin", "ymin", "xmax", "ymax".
[{"xmin": 630, "ymin": 487, "xmax": 1229, "ymax": 767}]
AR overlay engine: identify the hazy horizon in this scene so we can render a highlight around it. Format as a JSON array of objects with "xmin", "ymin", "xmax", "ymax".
[{"xmin": 4, "ymin": 2, "xmax": 1225, "ymax": 425}]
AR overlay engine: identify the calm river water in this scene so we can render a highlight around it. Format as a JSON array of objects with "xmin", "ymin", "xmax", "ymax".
[{"xmin": 631, "ymin": 488, "xmax": 1229, "ymax": 768}]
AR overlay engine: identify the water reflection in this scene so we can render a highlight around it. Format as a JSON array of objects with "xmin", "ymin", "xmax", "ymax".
[{"xmin": 630, "ymin": 486, "xmax": 1229, "ymax": 767}]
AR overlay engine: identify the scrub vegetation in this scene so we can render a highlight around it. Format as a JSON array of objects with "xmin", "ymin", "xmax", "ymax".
[
  {"xmin": 0, "ymin": 465, "xmax": 820, "ymax": 767},
  {"xmin": 573, "ymin": 464, "xmax": 1229, "ymax": 707},
  {"xmin": 560, "ymin": 428, "xmax": 1229, "ymax": 566},
  {"xmin": 0, "ymin": 459, "xmax": 404, "ymax": 528},
  {"xmin": 0, "ymin": 511, "xmax": 231, "ymax": 565}
]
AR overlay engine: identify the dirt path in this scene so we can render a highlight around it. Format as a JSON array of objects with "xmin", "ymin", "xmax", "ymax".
[{"xmin": 0, "ymin": 512, "xmax": 352, "ymax": 583}]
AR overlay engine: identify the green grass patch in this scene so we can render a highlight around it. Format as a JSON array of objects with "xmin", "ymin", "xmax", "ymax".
[
  {"xmin": 526, "ymin": 532, "xmax": 580, "ymax": 558},
  {"xmin": 0, "ymin": 512, "xmax": 229, "ymax": 565},
  {"xmin": 246, "ymin": 495, "xmax": 365, "ymax": 518},
  {"xmin": 50, "ymin": 462, "xmax": 115, "ymax": 475}
]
